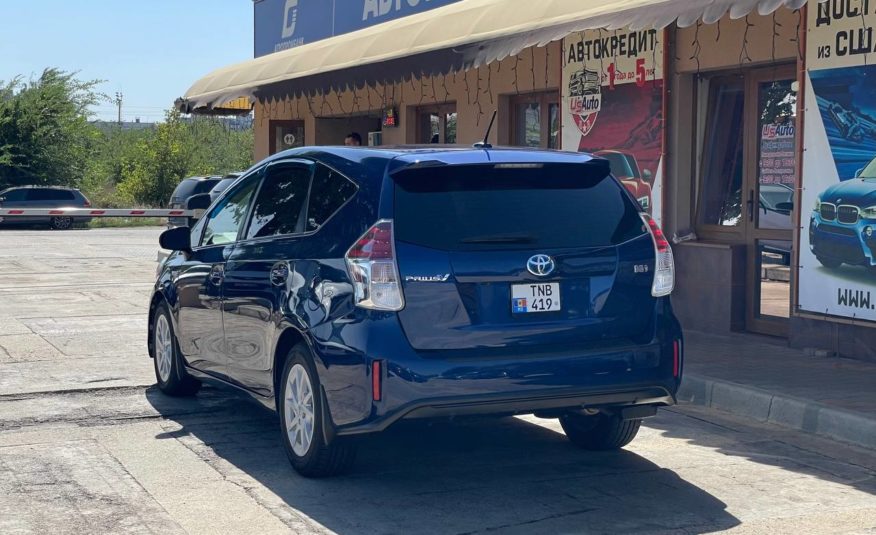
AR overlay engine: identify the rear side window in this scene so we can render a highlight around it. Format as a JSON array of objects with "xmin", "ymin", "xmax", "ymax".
[
  {"xmin": 246, "ymin": 164, "xmax": 311, "ymax": 239},
  {"xmin": 27, "ymin": 189, "xmax": 75, "ymax": 201},
  {"xmin": 393, "ymin": 164, "xmax": 644, "ymax": 251},
  {"xmin": 305, "ymin": 164, "xmax": 357, "ymax": 232}
]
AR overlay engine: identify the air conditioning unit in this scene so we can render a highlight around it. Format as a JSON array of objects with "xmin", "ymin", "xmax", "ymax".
[{"xmin": 368, "ymin": 131, "xmax": 383, "ymax": 147}]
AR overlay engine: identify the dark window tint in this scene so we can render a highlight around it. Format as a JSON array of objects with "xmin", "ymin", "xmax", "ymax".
[
  {"xmin": 170, "ymin": 179, "xmax": 199, "ymax": 202},
  {"xmin": 246, "ymin": 165, "xmax": 310, "ymax": 239},
  {"xmin": 393, "ymin": 164, "xmax": 645, "ymax": 251},
  {"xmin": 202, "ymin": 178, "xmax": 259, "ymax": 246},
  {"xmin": 306, "ymin": 164, "xmax": 357, "ymax": 231},
  {"xmin": 193, "ymin": 179, "xmax": 221, "ymax": 195},
  {"xmin": 27, "ymin": 189, "xmax": 75, "ymax": 201},
  {"xmin": 0, "ymin": 189, "xmax": 27, "ymax": 202}
]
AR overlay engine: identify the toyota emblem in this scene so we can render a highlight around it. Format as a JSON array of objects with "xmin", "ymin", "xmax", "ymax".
[{"xmin": 527, "ymin": 254, "xmax": 556, "ymax": 277}]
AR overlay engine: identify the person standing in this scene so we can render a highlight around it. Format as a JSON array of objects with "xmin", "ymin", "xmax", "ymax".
[{"xmin": 344, "ymin": 132, "xmax": 362, "ymax": 146}]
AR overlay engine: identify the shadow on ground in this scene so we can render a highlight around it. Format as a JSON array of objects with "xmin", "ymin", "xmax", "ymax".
[{"xmin": 146, "ymin": 387, "xmax": 738, "ymax": 534}]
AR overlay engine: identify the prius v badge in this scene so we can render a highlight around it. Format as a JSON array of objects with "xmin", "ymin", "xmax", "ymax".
[{"xmin": 405, "ymin": 274, "xmax": 451, "ymax": 283}]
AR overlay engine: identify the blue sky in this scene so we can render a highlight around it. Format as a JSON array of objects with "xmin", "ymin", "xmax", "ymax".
[{"xmin": 0, "ymin": 0, "xmax": 253, "ymax": 122}]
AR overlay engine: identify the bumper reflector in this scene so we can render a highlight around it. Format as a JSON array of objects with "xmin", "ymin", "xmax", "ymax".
[{"xmin": 372, "ymin": 360, "xmax": 382, "ymax": 401}]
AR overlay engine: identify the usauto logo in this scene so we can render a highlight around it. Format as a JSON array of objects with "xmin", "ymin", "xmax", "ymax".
[{"xmin": 527, "ymin": 255, "xmax": 556, "ymax": 277}]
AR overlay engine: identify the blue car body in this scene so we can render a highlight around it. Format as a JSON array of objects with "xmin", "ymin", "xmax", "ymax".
[
  {"xmin": 149, "ymin": 146, "xmax": 682, "ymax": 441},
  {"xmin": 810, "ymin": 177, "xmax": 876, "ymax": 267}
]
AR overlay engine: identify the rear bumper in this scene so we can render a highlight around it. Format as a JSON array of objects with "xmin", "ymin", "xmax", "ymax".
[
  {"xmin": 312, "ymin": 301, "xmax": 683, "ymax": 436},
  {"xmin": 334, "ymin": 385, "xmax": 674, "ymax": 436}
]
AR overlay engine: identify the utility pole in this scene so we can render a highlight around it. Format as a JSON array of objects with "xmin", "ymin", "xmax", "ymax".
[{"xmin": 114, "ymin": 92, "xmax": 123, "ymax": 125}]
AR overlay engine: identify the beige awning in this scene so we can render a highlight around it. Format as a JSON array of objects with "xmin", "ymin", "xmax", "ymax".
[{"xmin": 180, "ymin": 0, "xmax": 813, "ymax": 112}]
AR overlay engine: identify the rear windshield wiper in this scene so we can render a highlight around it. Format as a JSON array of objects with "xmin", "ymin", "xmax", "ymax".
[{"xmin": 461, "ymin": 233, "xmax": 536, "ymax": 244}]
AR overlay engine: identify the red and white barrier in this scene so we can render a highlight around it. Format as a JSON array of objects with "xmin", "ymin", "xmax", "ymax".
[{"xmin": 0, "ymin": 208, "xmax": 202, "ymax": 218}]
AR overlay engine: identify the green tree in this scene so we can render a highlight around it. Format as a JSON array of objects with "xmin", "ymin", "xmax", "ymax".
[{"xmin": 0, "ymin": 69, "xmax": 102, "ymax": 190}]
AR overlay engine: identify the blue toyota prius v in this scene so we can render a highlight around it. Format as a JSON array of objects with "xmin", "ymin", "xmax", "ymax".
[{"xmin": 148, "ymin": 145, "xmax": 683, "ymax": 477}]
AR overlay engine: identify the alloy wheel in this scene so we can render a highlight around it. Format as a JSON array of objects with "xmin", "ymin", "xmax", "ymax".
[
  {"xmin": 154, "ymin": 314, "xmax": 173, "ymax": 383},
  {"xmin": 284, "ymin": 363, "xmax": 315, "ymax": 457}
]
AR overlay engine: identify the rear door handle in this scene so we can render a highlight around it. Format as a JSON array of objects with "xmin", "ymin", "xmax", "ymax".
[
  {"xmin": 747, "ymin": 189, "xmax": 755, "ymax": 223},
  {"xmin": 270, "ymin": 262, "xmax": 289, "ymax": 286},
  {"xmin": 209, "ymin": 265, "xmax": 224, "ymax": 285}
]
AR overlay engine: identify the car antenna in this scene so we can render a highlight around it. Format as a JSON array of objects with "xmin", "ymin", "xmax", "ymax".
[{"xmin": 473, "ymin": 110, "xmax": 497, "ymax": 149}]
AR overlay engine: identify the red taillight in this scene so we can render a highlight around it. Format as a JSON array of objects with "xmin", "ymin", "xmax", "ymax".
[
  {"xmin": 83, "ymin": 200, "xmax": 92, "ymax": 208},
  {"xmin": 372, "ymin": 360, "xmax": 382, "ymax": 401},
  {"xmin": 644, "ymin": 215, "xmax": 669, "ymax": 252},
  {"xmin": 673, "ymin": 340, "xmax": 681, "ymax": 378},
  {"xmin": 347, "ymin": 221, "xmax": 393, "ymax": 260}
]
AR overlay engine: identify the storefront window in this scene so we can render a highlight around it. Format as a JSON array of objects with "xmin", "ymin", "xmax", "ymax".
[
  {"xmin": 511, "ymin": 91, "xmax": 560, "ymax": 149},
  {"xmin": 518, "ymin": 102, "xmax": 541, "ymax": 147},
  {"xmin": 698, "ymin": 80, "xmax": 745, "ymax": 227},
  {"xmin": 548, "ymin": 103, "xmax": 559, "ymax": 149},
  {"xmin": 416, "ymin": 105, "xmax": 457, "ymax": 144}
]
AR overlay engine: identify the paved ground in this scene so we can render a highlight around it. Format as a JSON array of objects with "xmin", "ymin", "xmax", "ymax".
[{"xmin": 1, "ymin": 227, "xmax": 876, "ymax": 534}]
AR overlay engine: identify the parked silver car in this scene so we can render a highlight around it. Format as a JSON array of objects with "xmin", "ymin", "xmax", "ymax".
[{"xmin": 0, "ymin": 186, "xmax": 92, "ymax": 229}]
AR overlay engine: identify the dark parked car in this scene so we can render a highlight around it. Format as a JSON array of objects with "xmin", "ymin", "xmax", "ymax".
[
  {"xmin": 0, "ymin": 186, "xmax": 92, "ymax": 229},
  {"xmin": 810, "ymin": 158, "xmax": 876, "ymax": 269},
  {"xmin": 149, "ymin": 147, "xmax": 683, "ymax": 477},
  {"xmin": 166, "ymin": 176, "xmax": 222, "ymax": 228},
  {"xmin": 208, "ymin": 172, "xmax": 243, "ymax": 202}
]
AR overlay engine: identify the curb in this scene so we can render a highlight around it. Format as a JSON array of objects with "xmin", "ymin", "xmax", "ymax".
[{"xmin": 678, "ymin": 373, "xmax": 876, "ymax": 451}]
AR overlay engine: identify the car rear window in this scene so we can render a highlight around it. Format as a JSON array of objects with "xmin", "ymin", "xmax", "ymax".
[
  {"xmin": 193, "ymin": 179, "xmax": 221, "ymax": 195},
  {"xmin": 393, "ymin": 164, "xmax": 645, "ymax": 251}
]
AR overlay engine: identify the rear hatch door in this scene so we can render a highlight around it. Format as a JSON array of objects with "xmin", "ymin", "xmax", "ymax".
[{"xmin": 392, "ymin": 161, "xmax": 656, "ymax": 352}]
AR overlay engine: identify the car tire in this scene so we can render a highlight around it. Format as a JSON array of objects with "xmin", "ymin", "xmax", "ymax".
[
  {"xmin": 279, "ymin": 343, "xmax": 356, "ymax": 478},
  {"xmin": 559, "ymin": 412, "xmax": 641, "ymax": 451},
  {"xmin": 815, "ymin": 254, "xmax": 843, "ymax": 269},
  {"xmin": 51, "ymin": 216, "xmax": 73, "ymax": 230},
  {"xmin": 151, "ymin": 304, "xmax": 201, "ymax": 396}
]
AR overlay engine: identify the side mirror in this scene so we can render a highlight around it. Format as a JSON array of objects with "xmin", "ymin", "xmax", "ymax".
[
  {"xmin": 643, "ymin": 169, "xmax": 653, "ymax": 183},
  {"xmin": 159, "ymin": 226, "xmax": 192, "ymax": 252},
  {"xmin": 775, "ymin": 201, "xmax": 794, "ymax": 213}
]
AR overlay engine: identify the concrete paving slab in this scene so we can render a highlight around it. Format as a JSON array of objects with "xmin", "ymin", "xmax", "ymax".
[
  {"xmin": 0, "ymin": 439, "xmax": 185, "ymax": 534},
  {"xmin": 0, "ymin": 333, "xmax": 64, "ymax": 362},
  {"xmin": 0, "ymin": 356, "xmax": 154, "ymax": 396}
]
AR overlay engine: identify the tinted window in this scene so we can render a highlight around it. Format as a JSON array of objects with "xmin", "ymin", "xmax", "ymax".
[
  {"xmin": 27, "ymin": 189, "xmax": 75, "ymax": 201},
  {"xmin": 170, "ymin": 179, "xmax": 199, "ymax": 202},
  {"xmin": 394, "ymin": 164, "xmax": 644, "ymax": 251},
  {"xmin": 201, "ymin": 178, "xmax": 259, "ymax": 246},
  {"xmin": 306, "ymin": 164, "xmax": 357, "ymax": 231},
  {"xmin": 193, "ymin": 179, "xmax": 221, "ymax": 195},
  {"xmin": 0, "ymin": 189, "xmax": 26, "ymax": 202},
  {"xmin": 246, "ymin": 165, "xmax": 311, "ymax": 239}
]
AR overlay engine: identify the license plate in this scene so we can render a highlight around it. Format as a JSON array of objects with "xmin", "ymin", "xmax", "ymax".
[{"xmin": 512, "ymin": 283, "xmax": 561, "ymax": 313}]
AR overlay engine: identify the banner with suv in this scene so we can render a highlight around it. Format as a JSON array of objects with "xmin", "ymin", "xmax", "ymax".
[
  {"xmin": 800, "ymin": 0, "xmax": 876, "ymax": 321},
  {"xmin": 561, "ymin": 28, "xmax": 666, "ymax": 224}
]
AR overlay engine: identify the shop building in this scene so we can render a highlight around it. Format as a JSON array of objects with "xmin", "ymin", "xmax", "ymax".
[{"xmin": 179, "ymin": 0, "xmax": 876, "ymax": 362}]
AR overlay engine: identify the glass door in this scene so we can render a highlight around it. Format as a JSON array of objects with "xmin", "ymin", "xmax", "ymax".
[
  {"xmin": 746, "ymin": 69, "xmax": 797, "ymax": 336},
  {"xmin": 696, "ymin": 66, "xmax": 797, "ymax": 337}
]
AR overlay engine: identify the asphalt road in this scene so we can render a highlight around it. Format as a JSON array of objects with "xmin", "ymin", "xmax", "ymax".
[{"xmin": 1, "ymin": 227, "xmax": 875, "ymax": 535}]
